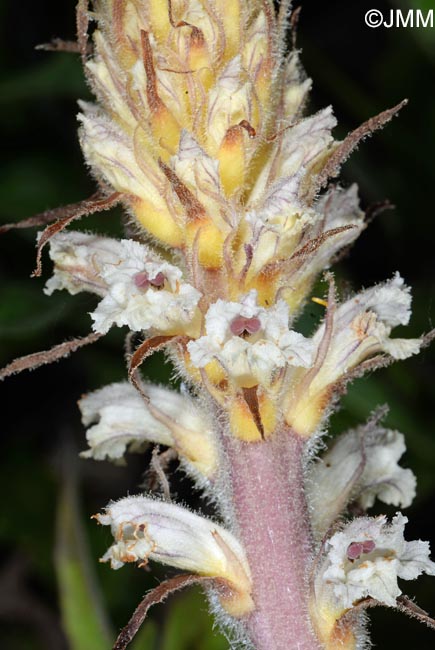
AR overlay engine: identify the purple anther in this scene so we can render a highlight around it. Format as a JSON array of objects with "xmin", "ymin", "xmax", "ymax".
[
  {"xmin": 346, "ymin": 542, "xmax": 364, "ymax": 561},
  {"xmin": 134, "ymin": 271, "xmax": 166, "ymax": 290},
  {"xmin": 361, "ymin": 540, "xmax": 376, "ymax": 554},
  {"xmin": 230, "ymin": 315, "xmax": 262, "ymax": 337},
  {"xmin": 149, "ymin": 272, "xmax": 165, "ymax": 288},
  {"xmin": 347, "ymin": 539, "xmax": 376, "ymax": 561},
  {"xmin": 134, "ymin": 271, "xmax": 150, "ymax": 289}
]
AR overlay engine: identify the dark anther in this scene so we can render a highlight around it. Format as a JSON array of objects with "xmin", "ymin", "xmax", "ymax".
[
  {"xmin": 230, "ymin": 315, "xmax": 262, "ymax": 337},
  {"xmin": 149, "ymin": 272, "xmax": 166, "ymax": 288},
  {"xmin": 347, "ymin": 539, "xmax": 376, "ymax": 561},
  {"xmin": 134, "ymin": 271, "xmax": 166, "ymax": 290}
]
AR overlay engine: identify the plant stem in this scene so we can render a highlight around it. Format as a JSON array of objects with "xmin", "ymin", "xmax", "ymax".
[{"xmin": 223, "ymin": 424, "xmax": 320, "ymax": 650}]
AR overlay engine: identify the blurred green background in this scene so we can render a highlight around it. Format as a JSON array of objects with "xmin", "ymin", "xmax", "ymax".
[{"xmin": 0, "ymin": 1, "xmax": 434, "ymax": 648}]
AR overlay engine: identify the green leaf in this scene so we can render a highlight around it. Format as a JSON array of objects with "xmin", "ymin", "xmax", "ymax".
[
  {"xmin": 162, "ymin": 587, "xmax": 227, "ymax": 650},
  {"xmin": 55, "ymin": 450, "xmax": 114, "ymax": 650},
  {"xmin": 0, "ymin": 55, "xmax": 88, "ymax": 104},
  {"xmin": 0, "ymin": 282, "xmax": 73, "ymax": 341}
]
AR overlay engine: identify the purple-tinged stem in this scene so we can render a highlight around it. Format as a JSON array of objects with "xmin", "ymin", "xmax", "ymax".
[{"xmin": 223, "ymin": 425, "xmax": 320, "ymax": 650}]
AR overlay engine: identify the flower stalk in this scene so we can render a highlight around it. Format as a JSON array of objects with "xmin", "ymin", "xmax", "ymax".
[
  {"xmin": 2, "ymin": 1, "xmax": 435, "ymax": 649},
  {"xmin": 222, "ymin": 423, "xmax": 320, "ymax": 649}
]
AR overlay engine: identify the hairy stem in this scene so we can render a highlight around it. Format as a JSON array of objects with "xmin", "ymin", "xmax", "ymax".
[{"xmin": 223, "ymin": 424, "xmax": 320, "ymax": 650}]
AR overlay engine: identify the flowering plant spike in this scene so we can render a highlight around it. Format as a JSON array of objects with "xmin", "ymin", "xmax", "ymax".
[{"xmin": 2, "ymin": 1, "xmax": 434, "ymax": 649}]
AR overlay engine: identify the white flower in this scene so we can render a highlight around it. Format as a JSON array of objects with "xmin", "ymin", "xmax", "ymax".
[
  {"xmin": 308, "ymin": 417, "xmax": 416, "ymax": 538},
  {"xmin": 241, "ymin": 109, "xmax": 337, "ymax": 276},
  {"xmin": 172, "ymin": 130, "xmax": 225, "ymax": 220},
  {"xmin": 338, "ymin": 271, "xmax": 413, "ymax": 323},
  {"xmin": 187, "ymin": 290, "xmax": 313, "ymax": 387},
  {"xmin": 244, "ymin": 206, "xmax": 315, "ymax": 277},
  {"xmin": 316, "ymin": 184, "xmax": 364, "ymax": 232},
  {"xmin": 44, "ymin": 231, "xmax": 121, "ymax": 297},
  {"xmin": 207, "ymin": 56, "xmax": 253, "ymax": 150},
  {"xmin": 78, "ymin": 106, "xmax": 168, "ymax": 210},
  {"xmin": 285, "ymin": 274, "xmax": 422, "ymax": 435},
  {"xmin": 248, "ymin": 107, "xmax": 336, "ymax": 207},
  {"xmin": 91, "ymin": 240, "xmax": 200, "ymax": 334},
  {"xmin": 313, "ymin": 273, "xmax": 422, "ymax": 370},
  {"xmin": 80, "ymin": 382, "xmax": 172, "ymax": 456},
  {"xmin": 44, "ymin": 231, "xmax": 201, "ymax": 336},
  {"xmin": 319, "ymin": 513, "xmax": 435, "ymax": 609},
  {"xmin": 354, "ymin": 430, "xmax": 416, "ymax": 511},
  {"xmin": 242, "ymin": 185, "xmax": 364, "ymax": 284},
  {"xmin": 79, "ymin": 382, "xmax": 217, "ymax": 477},
  {"xmin": 299, "ymin": 184, "xmax": 365, "ymax": 275},
  {"xmin": 96, "ymin": 496, "xmax": 253, "ymax": 616},
  {"xmin": 283, "ymin": 52, "xmax": 312, "ymax": 118}
]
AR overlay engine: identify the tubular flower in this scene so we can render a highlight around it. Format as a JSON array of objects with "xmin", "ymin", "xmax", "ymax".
[
  {"xmin": 311, "ymin": 514, "xmax": 435, "ymax": 649},
  {"xmin": 79, "ymin": 382, "xmax": 217, "ymax": 477},
  {"xmin": 95, "ymin": 496, "xmax": 254, "ymax": 617},
  {"xmin": 307, "ymin": 411, "xmax": 417, "ymax": 540},
  {"xmin": 285, "ymin": 274, "xmax": 422, "ymax": 436},
  {"xmin": 3, "ymin": 2, "xmax": 434, "ymax": 650}
]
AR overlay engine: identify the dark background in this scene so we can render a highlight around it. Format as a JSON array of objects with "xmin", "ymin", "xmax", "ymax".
[{"xmin": 1, "ymin": 1, "xmax": 434, "ymax": 648}]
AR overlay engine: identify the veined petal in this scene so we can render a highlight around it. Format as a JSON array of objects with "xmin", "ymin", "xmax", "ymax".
[
  {"xmin": 242, "ymin": 10, "xmax": 268, "ymax": 84},
  {"xmin": 207, "ymin": 56, "xmax": 254, "ymax": 151},
  {"xmin": 248, "ymin": 107, "xmax": 336, "ymax": 207},
  {"xmin": 308, "ymin": 414, "xmax": 416, "ymax": 539},
  {"xmin": 44, "ymin": 231, "xmax": 122, "ymax": 297},
  {"xmin": 179, "ymin": 0, "xmax": 218, "ymax": 45},
  {"xmin": 285, "ymin": 275, "xmax": 422, "ymax": 436},
  {"xmin": 85, "ymin": 30, "xmax": 136, "ymax": 132},
  {"xmin": 244, "ymin": 207, "xmax": 316, "ymax": 278},
  {"xmin": 317, "ymin": 184, "xmax": 363, "ymax": 230},
  {"xmin": 305, "ymin": 184, "xmax": 365, "ymax": 272},
  {"xmin": 334, "ymin": 272, "xmax": 414, "ymax": 328},
  {"xmin": 79, "ymin": 382, "xmax": 217, "ymax": 477},
  {"xmin": 283, "ymin": 52, "xmax": 312, "ymax": 119},
  {"xmin": 172, "ymin": 131, "xmax": 226, "ymax": 220},
  {"xmin": 96, "ymin": 496, "xmax": 253, "ymax": 615},
  {"xmin": 78, "ymin": 106, "xmax": 169, "ymax": 208},
  {"xmin": 280, "ymin": 185, "xmax": 365, "ymax": 309},
  {"xmin": 259, "ymin": 172, "xmax": 305, "ymax": 218},
  {"xmin": 279, "ymin": 106, "xmax": 337, "ymax": 177},
  {"xmin": 80, "ymin": 382, "xmax": 172, "ymax": 455}
]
